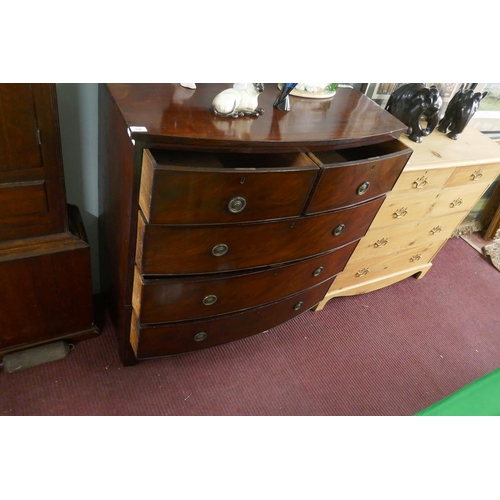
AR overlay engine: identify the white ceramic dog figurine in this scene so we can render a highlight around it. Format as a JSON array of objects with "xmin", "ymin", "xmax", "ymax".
[{"xmin": 212, "ymin": 83, "xmax": 265, "ymax": 118}]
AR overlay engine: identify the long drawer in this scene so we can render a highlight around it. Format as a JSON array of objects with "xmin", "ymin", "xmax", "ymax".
[
  {"xmin": 130, "ymin": 278, "xmax": 335, "ymax": 358},
  {"xmin": 139, "ymin": 149, "xmax": 320, "ymax": 224},
  {"xmin": 133, "ymin": 240, "xmax": 357, "ymax": 324},
  {"xmin": 331, "ymin": 243, "xmax": 439, "ymax": 290},
  {"xmin": 136, "ymin": 196, "xmax": 384, "ymax": 275},
  {"xmin": 349, "ymin": 210, "xmax": 465, "ymax": 261}
]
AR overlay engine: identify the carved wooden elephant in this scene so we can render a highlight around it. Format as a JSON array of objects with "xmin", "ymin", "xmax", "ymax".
[
  {"xmin": 437, "ymin": 85, "xmax": 488, "ymax": 140},
  {"xmin": 385, "ymin": 83, "xmax": 443, "ymax": 143}
]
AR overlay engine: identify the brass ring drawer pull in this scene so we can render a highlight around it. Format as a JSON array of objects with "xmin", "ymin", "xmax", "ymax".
[
  {"xmin": 312, "ymin": 266, "xmax": 324, "ymax": 277},
  {"xmin": 413, "ymin": 175, "xmax": 428, "ymax": 189},
  {"xmin": 193, "ymin": 332, "xmax": 208, "ymax": 342},
  {"xmin": 228, "ymin": 196, "xmax": 247, "ymax": 213},
  {"xmin": 410, "ymin": 254, "xmax": 422, "ymax": 262},
  {"xmin": 333, "ymin": 223, "xmax": 346, "ymax": 236},
  {"xmin": 430, "ymin": 226, "xmax": 442, "ymax": 235},
  {"xmin": 212, "ymin": 244, "xmax": 228, "ymax": 256},
  {"xmin": 471, "ymin": 169, "xmax": 484, "ymax": 180},
  {"xmin": 356, "ymin": 181, "xmax": 370, "ymax": 196},
  {"xmin": 374, "ymin": 238, "xmax": 388, "ymax": 248},
  {"xmin": 450, "ymin": 198, "xmax": 463, "ymax": 208},
  {"xmin": 355, "ymin": 268, "xmax": 369, "ymax": 278},
  {"xmin": 203, "ymin": 295, "xmax": 217, "ymax": 306},
  {"xmin": 393, "ymin": 207, "xmax": 408, "ymax": 219},
  {"xmin": 293, "ymin": 301, "xmax": 304, "ymax": 311}
]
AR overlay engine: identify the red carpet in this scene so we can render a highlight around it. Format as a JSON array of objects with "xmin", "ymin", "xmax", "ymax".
[{"xmin": 1, "ymin": 236, "xmax": 499, "ymax": 416}]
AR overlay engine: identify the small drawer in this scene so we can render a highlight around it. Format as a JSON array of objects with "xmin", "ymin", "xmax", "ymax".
[
  {"xmin": 133, "ymin": 240, "xmax": 357, "ymax": 324},
  {"xmin": 136, "ymin": 196, "xmax": 384, "ymax": 275},
  {"xmin": 391, "ymin": 167, "xmax": 454, "ymax": 195},
  {"xmin": 368, "ymin": 188, "xmax": 441, "ymax": 228},
  {"xmin": 426, "ymin": 182, "xmax": 489, "ymax": 218},
  {"xmin": 139, "ymin": 149, "xmax": 319, "ymax": 224},
  {"xmin": 444, "ymin": 162, "xmax": 500, "ymax": 188},
  {"xmin": 130, "ymin": 278, "xmax": 335, "ymax": 358},
  {"xmin": 305, "ymin": 140, "xmax": 412, "ymax": 213},
  {"xmin": 331, "ymin": 244, "xmax": 439, "ymax": 290}
]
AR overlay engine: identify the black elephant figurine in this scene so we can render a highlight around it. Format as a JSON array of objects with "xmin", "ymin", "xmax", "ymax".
[
  {"xmin": 385, "ymin": 83, "xmax": 442, "ymax": 143},
  {"xmin": 437, "ymin": 85, "xmax": 488, "ymax": 140}
]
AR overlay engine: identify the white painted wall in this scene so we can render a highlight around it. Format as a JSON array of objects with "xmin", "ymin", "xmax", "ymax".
[{"xmin": 56, "ymin": 83, "xmax": 100, "ymax": 292}]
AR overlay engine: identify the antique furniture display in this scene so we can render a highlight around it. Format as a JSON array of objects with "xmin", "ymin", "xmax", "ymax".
[
  {"xmin": 315, "ymin": 127, "xmax": 500, "ymax": 310},
  {"xmin": 98, "ymin": 83, "xmax": 412, "ymax": 365},
  {"xmin": 0, "ymin": 84, "xmax": 99, "ymax": 366}
]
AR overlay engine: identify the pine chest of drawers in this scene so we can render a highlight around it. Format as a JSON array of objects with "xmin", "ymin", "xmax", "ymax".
[
  {"xmin": 98, "ymin": 84, "xmax": 410, "ymax": 365},
  {"xmin": 315, "ymin": 126, "xmax": 500, "ymax": 309}
]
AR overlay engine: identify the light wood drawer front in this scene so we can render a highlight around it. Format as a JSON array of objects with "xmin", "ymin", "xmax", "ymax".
[
  {"xmin": 133, "ymin": 241, "xmax": 357, "ymax": 324},
  {"xmin": 426, "ymin": 182, "xmax": 489, "ymax": 218},
  {"xmin": 391, "ymin": 167, "xmax": 453, "ymax": 195},
  {"xmin": 369, "ymin": 189, "xmax": 440, "ymax": 228},
  {"xmin": 140, "ymin": 149, "xmax": 319, "ymax": 224},
  {"xmin": 136, "ymin": 197, "xmax": 383, "ymax": 275},
  {"xmin": 306, "ymin": 140, "xmax": 411, "ymax": 213},
  {"xmin": 332, "ymin": 244, "xmax": 438, "ymax": 290},
  {"xmin": 349, "ymin": 211, "xmax": 466, "ymax": 261},
  {"xmin": 130, "ymin": 278, "xmax": 335, "ymax": 359},
  {"xmin": 444, "ymin": 162, "xmax": 500, "ymax": 188}
]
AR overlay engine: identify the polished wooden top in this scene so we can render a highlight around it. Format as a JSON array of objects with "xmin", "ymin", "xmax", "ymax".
[{"xmin": 106, "ymin": 84, "xmax": 407, "ymax": 152}]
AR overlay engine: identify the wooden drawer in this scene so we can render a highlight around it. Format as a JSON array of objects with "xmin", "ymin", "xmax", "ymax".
[
  {"xmin": 391, "ymin": 167, "xmax": 454, "ymax": 195},
  {"xmin": 305, "ymin": 140, "xmax": 411, "ymax": 213},
  {"xmin": 130, "ymin": 278, "xmax": 335, "ymax": 358},
  {"xmin": 349, "ymin": 211, "xmax": 466, "ymax": 261},
  {"xmin": 136, "ymin": 196, "xmax": 384, "ymax": 275},
  {"xmin": 331, "ymin": 243, "xmax": 439, "ymax": 290},
  {"xmin": 368, "ymin": 188, "xmax": 441, "ymax": 228},
  {"xmin": 140, "ymin": 149, "xmax": 319, "ymax": 224},
  {"xmin": 444, "ymin": 162, "xmax": 500, "ymax": 188},
  {"xmin": 426, "ymin": 182, "xmax": 489, "ymax": 218},
  {"xmin": 133, "ymin": 240, "xmax": 357, "ymax": 324}
]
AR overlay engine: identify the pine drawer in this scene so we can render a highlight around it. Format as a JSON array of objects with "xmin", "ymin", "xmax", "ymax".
[
  {"xmin": 330, "ymin": 243, "xmax": 439, "ymax": 290},
  {"xmin": 347, "ymin": 211, "xmax": 466, "ymax": 262}
]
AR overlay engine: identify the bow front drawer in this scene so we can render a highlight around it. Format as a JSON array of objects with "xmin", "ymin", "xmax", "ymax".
[
  {"xmin": 136, "ymin": 196, "xmax": 383, "ymax": 275},
  {"xmin": 305, "ymin": 140, "xmax": 412, "ymax": 213},
  {"xmin": 133, "ymin": 240, "xmax": 356, "ymax": 324},
  {"xmin": 139, "ymin": 149, "xmax": 320, "ymax": 224},
  {"xmin": 130, "ymin": 278, "xmax": 335, "ymax": 359}
]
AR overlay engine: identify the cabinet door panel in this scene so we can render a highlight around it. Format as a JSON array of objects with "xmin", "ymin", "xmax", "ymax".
[
  {"xmin": 0, "ymin": 84, "xmax": 67, "ymax": 241},
  {"xmin": 0, "ymin": 84, "xmax": 41, "ymax": 172}
]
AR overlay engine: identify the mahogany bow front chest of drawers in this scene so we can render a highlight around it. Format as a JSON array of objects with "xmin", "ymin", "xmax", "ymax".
[{"xmin": 98, "ymin": 84, "xmax": 411, "ymax": 365}]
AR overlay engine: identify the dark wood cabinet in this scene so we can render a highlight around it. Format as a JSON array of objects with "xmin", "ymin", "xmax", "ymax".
[
  {"xmin": 99, "ymin": 83, "xmax": 411, "ymax": 365},
  {"xmin": 0, "ymin": 84, "xmax": 99, "ymax": 362}
]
